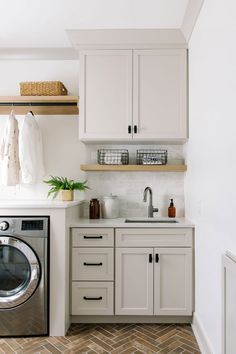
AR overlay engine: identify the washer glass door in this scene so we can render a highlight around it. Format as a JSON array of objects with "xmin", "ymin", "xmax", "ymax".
[{"xmin": 0, "ymin": 237, "xmax": 41, "ymax": 309}]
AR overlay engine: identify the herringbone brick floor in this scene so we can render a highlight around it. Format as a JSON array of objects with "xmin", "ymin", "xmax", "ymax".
[{"xmin": 0, "ymin": 323, "xmax": 201, "ymax": 354}]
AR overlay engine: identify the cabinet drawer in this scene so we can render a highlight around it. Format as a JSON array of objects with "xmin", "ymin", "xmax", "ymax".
[
  {"xmin": 71, "ymin": 282, "xmax": 114, "ymax": 315},
  {"xmin": 72, "ymin": 228, "xmax": 114, "ymax": 247},
  {"xmin": 116, "ymin": 228, "xmax": 193, "ymax": 247},
  {"xmin": 72, "ymin": 248, "xmax": 114, "ymax": 281}
]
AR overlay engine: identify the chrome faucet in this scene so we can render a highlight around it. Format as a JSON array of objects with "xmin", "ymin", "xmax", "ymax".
[{"xmin": 143, "ymin": 187, "xmax": 159, "ymax": 218}]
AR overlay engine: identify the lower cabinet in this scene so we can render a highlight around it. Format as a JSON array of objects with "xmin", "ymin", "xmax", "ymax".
[
  {"xmin": 71, "ymin": 228, "xmax": 114, "ymax": 315},
  {"xmin": 71, "ymin": 227, "xmax": 193, "ymax": 318},
  {"xmin": 115, "ymin": 228, "xmax": 193, "ymax": 316},
  {"xmin": 115, "ymin": 247, "xmax": 192, "ymax": 316}
]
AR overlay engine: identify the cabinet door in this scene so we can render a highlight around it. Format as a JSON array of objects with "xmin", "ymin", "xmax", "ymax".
[
  {"xmin": 115, "ymin": 248, "xmax": 153, "ymax": 315},
  {"xmin": 133, "ymin": 49, "xmax": 187, "ymax": 141},
  {"xmin": 79, "ymin": 49, "xmax": 133, "ymax": 141},
  {"xmin": 154, "ymin": 248, "xmax": 192, "ymax": 316}
]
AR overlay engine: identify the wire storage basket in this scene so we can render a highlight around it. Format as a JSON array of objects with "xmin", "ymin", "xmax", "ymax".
[
  {"xmin": 136, "ymin": 149, "xmax": 168, "ymax": 165},
  {"xmin": 97, "ymin": 149, "xmax": 129, "ymax": 165}
]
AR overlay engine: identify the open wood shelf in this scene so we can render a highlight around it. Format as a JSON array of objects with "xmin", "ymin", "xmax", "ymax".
[
  {"xmin": 0, "ymin": 96, "xmax": 79, "ymax": 115},
  {"xmin": 80, "ymin": 164, "xmax": 187, "ymax": 172}
]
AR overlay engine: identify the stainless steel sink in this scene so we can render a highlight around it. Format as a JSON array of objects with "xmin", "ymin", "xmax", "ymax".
[{"xmin": 125, "ymin": 218, "xmax": 179, "ymax": 224}]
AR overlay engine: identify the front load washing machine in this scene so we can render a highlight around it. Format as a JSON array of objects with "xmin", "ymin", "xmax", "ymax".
[{"xmin": 0, "ymin": 216, "xmax": 49, "ymax": 336}]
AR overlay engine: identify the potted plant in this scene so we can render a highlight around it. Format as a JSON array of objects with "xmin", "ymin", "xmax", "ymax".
[{"xmin": 44, "ymin": 176, "xmax": 89, "ymax": 201}]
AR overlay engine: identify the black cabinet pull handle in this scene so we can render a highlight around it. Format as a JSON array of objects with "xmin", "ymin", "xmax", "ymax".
[
  {"xmin": 155, "ymin": 254, "xmax": 159, "ymax": 263},
  {"xmin": 134, "ymin": 125, "xmax": 137, "ymax": 134},
  {"xmin": 128, "ymin": 125, "xmax": 131, "ymax": 134},
  {"xmin": 83, "ymin": 235, "xmax": 103, "ymax": 239},
  {"xmin": 83, "ymin": 296, "xmax": 102, "ymax": 301},
  {"xmin": 83, "ymin": 262, "xmax": 103, "ymax": 266},
  {"xmin": 149, "ymin": 254, "xmax": 153, "ymax": 263}
]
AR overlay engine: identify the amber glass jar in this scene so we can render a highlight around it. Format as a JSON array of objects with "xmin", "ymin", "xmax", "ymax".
[{"xmin": 89, "ymin": 199, "xmax": 100, "ymax": 219}]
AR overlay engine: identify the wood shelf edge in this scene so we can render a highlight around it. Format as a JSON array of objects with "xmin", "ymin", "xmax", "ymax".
[
  {"xmin": 0, "ymin": 95, "xmax": 79, "ymax": 103},
  {"xmin": 80, "ymin": 164, "xmax": 187, "ymax": 172},
  {"xmin": 0, "ymin": 95, "xmax": 79, "ymax": 115}
]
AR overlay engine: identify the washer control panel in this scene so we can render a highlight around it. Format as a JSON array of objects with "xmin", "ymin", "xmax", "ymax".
[
  {"xmin": 0, "ymin": 217, "xmax": 48, "ymax": 238},
  {"xmin": 21, "ymin": 220, "xmax": 44, "ymax": 231}
]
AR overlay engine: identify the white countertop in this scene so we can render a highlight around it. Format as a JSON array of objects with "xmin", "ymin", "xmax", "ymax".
[
  {"xmin": 70, "ymin": 217, "xmax": 194, "ymax": 228},
  {"xmin": 0, "ymin": 200, "xmax": 84, "ymax": 209}
]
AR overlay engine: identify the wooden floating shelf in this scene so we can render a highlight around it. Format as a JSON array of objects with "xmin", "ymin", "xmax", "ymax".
[
  {"xmin": 0, "ymin": 96, "xmax": 79, "ymax": 115},
  {"xmin": 80, "ymin": 164, "xmax": 187, "ymax": 172}
]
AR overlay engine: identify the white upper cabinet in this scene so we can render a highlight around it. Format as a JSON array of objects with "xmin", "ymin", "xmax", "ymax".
[
  {"xmin": 79, "ymin": 48, "xmax": 188, "ymax": 143},
  {"xmin": 79, "ymin": 50, "xmax": 132, "ymax": 141},
  {"xmin": 133, "ymin": 49, "xmax": 187, "ymax": 141}
]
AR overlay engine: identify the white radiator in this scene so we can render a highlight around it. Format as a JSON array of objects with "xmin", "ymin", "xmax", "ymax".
[{"xmin": 223, "ymin": 251, "xmax": 236, "ymax": 354}]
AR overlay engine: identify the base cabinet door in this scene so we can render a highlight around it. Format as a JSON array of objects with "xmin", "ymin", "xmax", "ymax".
[
  {"xmin": 115, "ymin": 248, "xmax": 153, "ymax": 315},
  {"xmin": 154, "ymin": 248, "xmax": 192, "ymax": 316}
]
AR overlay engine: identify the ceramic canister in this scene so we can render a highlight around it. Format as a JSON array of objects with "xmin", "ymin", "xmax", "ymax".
[{"xmin": 102, "ymin": 194, "xmax": 120, "ymax": 219}]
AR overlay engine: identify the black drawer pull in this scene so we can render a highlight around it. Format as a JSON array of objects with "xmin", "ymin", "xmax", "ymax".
[
  {"xmin": 83, "ymin": 262, "xmax": 103, "ymax": 266},
  {"xmin": 128, "ymin": 125, "xmax": 131, "ymax": 134},
  {"xmin": 83, "ymin": 235, "xmax": 103, "ymax": 239},
  {"xmin": 83, "ymin": 296, "xmax": 103, "ymax": 301},
  {"xmin": 149, "ymin": 253, "xmax": 153, "ymax": 263},
  {"xmin": 134, "ymin": 125, "xmax": 137, "ymax": 134},
  {"xmin": 155, "ymin": 254, "xmax": 159, "ymax": 263}
]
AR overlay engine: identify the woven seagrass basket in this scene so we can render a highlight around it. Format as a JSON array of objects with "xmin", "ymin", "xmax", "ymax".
[{"xmin": 20, "ymin": 81, "xmax": 68, "ymax": 96}]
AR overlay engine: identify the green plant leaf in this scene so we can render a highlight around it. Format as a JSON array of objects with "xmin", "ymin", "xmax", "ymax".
[{"xmin": 44, "ymin": 176, "xmax": 89, "ymax": 198}]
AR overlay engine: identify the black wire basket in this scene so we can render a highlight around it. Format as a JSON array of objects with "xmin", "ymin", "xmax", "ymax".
[
  {"xmin": 136, "ymin": 149, "xmax": 168, "ymax": 165},
  {"xmin": 97, "ymin": 149, "xmax": 129, "ymax": 165}
]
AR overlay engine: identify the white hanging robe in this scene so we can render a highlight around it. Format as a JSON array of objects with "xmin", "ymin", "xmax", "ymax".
[
  {"xmin": 0, "ymin": 111, "xmax": 20, "ymax": 186},
  {"xmin": 19, "ymin": 112, "xmax": 45, "ymax": 184}
]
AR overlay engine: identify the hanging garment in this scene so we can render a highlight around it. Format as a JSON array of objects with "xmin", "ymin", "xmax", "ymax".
[
  {"xmin": 0, "ymin": 111, "xmax": 20, "ymax": 186},
  {"xmin": 19, "ymin": 111, "xmax": 45, "ymax": 184}
]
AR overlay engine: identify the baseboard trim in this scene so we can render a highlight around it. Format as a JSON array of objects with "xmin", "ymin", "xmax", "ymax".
[
  {"xmin": 191, "ymin": 313, "xmax": 214, "ymax": 354},
  {"xmin": 71, "ymin": 315, "xmax": 192, "ymax": 324}
]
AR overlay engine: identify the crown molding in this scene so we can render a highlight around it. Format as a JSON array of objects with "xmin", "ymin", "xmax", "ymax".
[
  {"xmin": 66, "ymin": 29, "xmax": 188, "ymax": 50},
  {"xmin": 181, "ymin": 0, "xmax": 204, "ymax": 42}
]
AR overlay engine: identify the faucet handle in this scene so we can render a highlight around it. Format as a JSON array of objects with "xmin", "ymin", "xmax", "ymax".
[{"xmin": 153, "ymin": 207, "xmax": 159, "ymax": 213}]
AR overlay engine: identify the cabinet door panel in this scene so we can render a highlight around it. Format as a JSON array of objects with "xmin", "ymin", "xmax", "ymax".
[
  {"xmin": 133, "ymin": 49, "xmax": 187, "ymax": 141},
  {"xmin": 154, "ymin": 248, "xmax": 192, "ymax": 315},
  {"xmin": 115, "ymin": 248, "xmax": 153, "ymax": 315},
  {"xmin": 79, "ymin": 50, "xmax": 132, "ymax": 140}
]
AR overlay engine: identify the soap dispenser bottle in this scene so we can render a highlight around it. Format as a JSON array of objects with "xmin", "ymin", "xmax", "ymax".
[{"xmin": 168, "ymin": 199, "xmax": 176, "ymax": 218}]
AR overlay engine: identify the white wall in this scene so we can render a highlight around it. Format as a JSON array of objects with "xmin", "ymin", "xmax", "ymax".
[
  {"xmin": 0, "ymin": 60, "xmax": 86, "ymax": 200},
  {"xmin": 185, "ymin": 0, "xmax": 236, "ymax": 352},
  {"xmin": 0, "ymin": 0, "xmax": 188, "ymax": 47},
  {"xmin": 0, "ymin": 60, "xmax": 186, "ymax": 216}
]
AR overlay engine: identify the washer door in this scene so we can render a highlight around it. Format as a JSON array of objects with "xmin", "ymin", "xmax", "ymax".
[{"xmin": 0, "ymin": 236, "xmax": 41, "ymax": 309}]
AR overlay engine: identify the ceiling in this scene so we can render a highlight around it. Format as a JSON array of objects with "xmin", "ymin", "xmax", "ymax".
[{"xmin": 0, "ymin": 0, "xmax": 189, "ymax": 47}]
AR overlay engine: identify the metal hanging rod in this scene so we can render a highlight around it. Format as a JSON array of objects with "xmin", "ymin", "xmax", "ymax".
[{"xmin": 0, "ymin": 102, "xmax": 77, "ymax": 107}]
